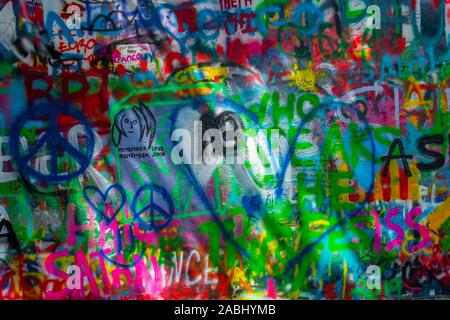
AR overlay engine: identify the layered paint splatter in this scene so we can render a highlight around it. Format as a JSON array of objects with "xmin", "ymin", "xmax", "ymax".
[{"xmin": 0, "ymin": 0, "xmax": 448, "ymax": 300}]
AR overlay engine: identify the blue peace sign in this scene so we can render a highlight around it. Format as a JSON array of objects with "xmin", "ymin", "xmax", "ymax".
[
  {"xmin": 10, "ymin": 103, "xmax": 95, "ymax": 183},
  {"xmin": 131, "ymin": 183, "xmax": 174, "ymax": 232}
]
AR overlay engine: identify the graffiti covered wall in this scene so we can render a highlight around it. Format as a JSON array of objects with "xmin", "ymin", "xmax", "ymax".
[{"xmin": 0, "ymin": 0, "xmax": 449, "ymax": 300}]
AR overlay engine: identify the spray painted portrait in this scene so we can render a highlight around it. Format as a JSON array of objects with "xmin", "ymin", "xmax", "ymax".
[{"xmin": 112, "ymin": 102, "xmax": 157, "ymax": 151}]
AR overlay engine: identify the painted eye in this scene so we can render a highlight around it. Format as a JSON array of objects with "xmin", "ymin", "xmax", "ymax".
[
  {"xmin": 132, "ymin": 120, "xmax": 138, "ymax": 125},
  {"xmin": 124, "ymin": 119, "xmax": 129, "ymax": 123}
]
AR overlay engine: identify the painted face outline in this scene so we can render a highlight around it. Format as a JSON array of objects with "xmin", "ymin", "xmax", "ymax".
[
  {"xmin": 112, "ymin": 102, "xmax": 157, "ymax": 149},
  {"xmin": 121, "ymin": 109, "xmax": 140, "ymax": 136}
]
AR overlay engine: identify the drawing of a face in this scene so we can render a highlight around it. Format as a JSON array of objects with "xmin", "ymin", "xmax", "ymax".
[
  {"xmin": 112, "ymin": 102, "xmax": 156, "ymax": 149},
  {"xmin": 122, "ymin": 111, "xmax": 139, "ymax": 136}
]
